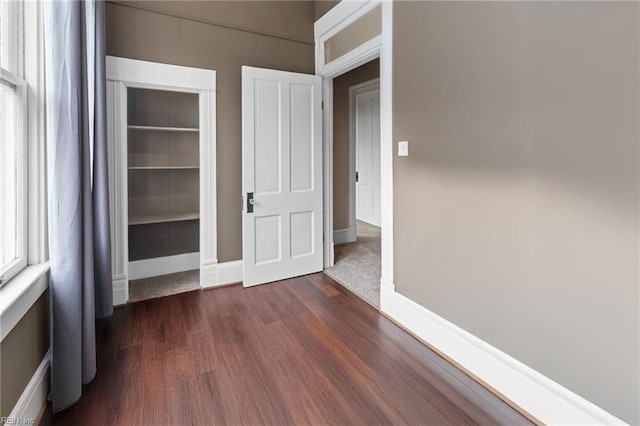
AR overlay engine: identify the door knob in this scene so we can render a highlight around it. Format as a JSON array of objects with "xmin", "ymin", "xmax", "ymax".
[{"xmin": 247, "ymin": 192, "xmax": 255, "ymax": 213}]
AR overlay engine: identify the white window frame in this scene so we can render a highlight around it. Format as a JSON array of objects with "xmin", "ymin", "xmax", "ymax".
[
  {"xmin": 0, "ymin": 0, "xmax": 28, "ymax": 285},
  {"xmin": 0, "ymin": 0, "xmax": 49, "ymax": 342}
]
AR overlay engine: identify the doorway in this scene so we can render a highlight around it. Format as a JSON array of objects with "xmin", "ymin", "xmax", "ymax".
[{"xmin": 324, "ymin": 60, "xmax": 381, "ymax": 307}]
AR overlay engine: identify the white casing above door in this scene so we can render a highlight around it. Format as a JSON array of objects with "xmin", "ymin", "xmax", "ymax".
[{"xmin": 242, "ymin": 66, "xmax": 323, "ymax": 287}]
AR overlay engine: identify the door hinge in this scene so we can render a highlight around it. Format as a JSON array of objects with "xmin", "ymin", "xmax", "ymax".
[
  {"xmin": 321, "ymin": 100, "xmax": 324, "ymax": 110},
  {"xmin": 356, "ymin": 171, "xmax": 359, "ymax": 182}
]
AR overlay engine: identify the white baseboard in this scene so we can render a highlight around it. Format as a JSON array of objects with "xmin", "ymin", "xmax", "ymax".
[
  {"xmin": 128, "ymin": 252, "xmax": 199, "ymax": 280},
  {"xmin": 333, "ymin": 225, "xmax": 357, "ymax": 245},
  {"xmin": 216, "ymin": 260, "xmax": 243, "ymax": 285},
  {"xmin": 9, "ymin": 349, "xmax": 50, "ymax": 423},
  {"xmin": 380, "ymin": 282, "xmax": 625, "ymax": 426},
  {"xmin": 200, "ymin": 259, "xmax": 218, "ymax": 288},
  {"xmin": 112, "ymin": 275, "xmax": 127, "ymax": 306},
  {"xmin": 201, "ymin": 260, "xmax": 243, "ymax": 289},
  {"xmin": 112, "ymin": 257, "xmax": 239, "ymax": 305}
]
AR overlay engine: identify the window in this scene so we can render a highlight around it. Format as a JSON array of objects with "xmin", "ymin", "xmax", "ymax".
[{"xmin": 0, "ymin": 0, "xmax": 27, "ymax": 285}]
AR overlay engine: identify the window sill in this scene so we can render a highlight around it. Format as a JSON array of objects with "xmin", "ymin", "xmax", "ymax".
[{"xmin": 0, "ymin": 262, "xmax": 49, "ymax": 342}]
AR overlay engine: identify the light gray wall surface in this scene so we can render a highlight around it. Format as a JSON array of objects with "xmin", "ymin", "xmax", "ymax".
[
  {"xmin": 112, "ymin": 0, "xmax": 316, "ymax": 44},
  {"xmin": 314, "ymin": 1, "xmax": 339, "ymax": 21},
  {"xmin": 392, "ymin": 2, "xmax": 640, "ymax": 423}
]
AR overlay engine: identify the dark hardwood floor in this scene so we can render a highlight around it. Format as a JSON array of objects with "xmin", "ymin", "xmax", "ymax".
[{"xmin": 45, "ymin": 273, "xmax": 531, "ymax": 425}]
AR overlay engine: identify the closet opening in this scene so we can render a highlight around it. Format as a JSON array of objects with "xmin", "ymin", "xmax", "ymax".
[{"xmin": 126, "ymin": 87, "xmax": 201, "ymax": 302}]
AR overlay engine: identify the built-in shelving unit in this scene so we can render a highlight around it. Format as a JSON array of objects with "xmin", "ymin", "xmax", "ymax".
[
  {"xmin": 106, "ymin": 56, "xmax": 217, "ymax": 303},
  {"xmin": 128, "ymin": 212, "xmax": 200, "ymax": 226},
  {"xmin": 127, "ymin": 87, "xmax": 200, "ymax": 263},
  {"xmin": 128, "ymin": 166, "xmax": 199, "ymax": 170},
  {"xmin": 128, "ymin": 125, "xmax": 199, "ymax": 132}
]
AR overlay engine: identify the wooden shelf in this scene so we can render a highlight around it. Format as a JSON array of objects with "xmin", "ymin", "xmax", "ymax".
[
  {"xmin": 129, "ymin": 212, "xmax": 199, "ymax": 226},
  {"xmin": 128, "ymin": 166, "xmax": 199, "ymax": 170},
  {"xmin": 128, "ymin": 125, "xmax": 199, "ymax": 132}
]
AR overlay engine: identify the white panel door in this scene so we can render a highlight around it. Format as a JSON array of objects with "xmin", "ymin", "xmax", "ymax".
[
  {"xmin": 356, "ymin": 89, "xmax": 381, "ymax": 227},
  {"xmin": 242, "ymin": 66, "xmax": 323, "ymax": 287}
]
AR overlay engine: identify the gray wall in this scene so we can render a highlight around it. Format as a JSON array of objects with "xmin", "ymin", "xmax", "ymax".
[
  {"xmin": 106, "ymin": 1, "xmax": 316, "ymax": 262},
  {"xmin": 333, "ymin": 59, "xmax": 379, "ymax": 231},
  {"xmin": 111, "ymin": 1, "xmax": 316, "ymax": 44},
  {"xmin": 314, "ymin": 1, "xmax": 339, "ymax": 21},
  {"xmin": 0, "ymin": 292, "xmax": 49, "ymax": 418},
  {"xmin": 392, "ymin": 2, "xmax": 640, "ymax": 423}
]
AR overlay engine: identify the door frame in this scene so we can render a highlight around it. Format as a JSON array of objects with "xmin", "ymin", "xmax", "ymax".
[
  {"xmin": 349, "ymin": 79, "xmax": 380, "ymax": 229},
  {"xmin": 314, "ymin": 0, "xmax": 393, "ymax": 296},
  {"xmin": 105, "ymin": 56, "xmax": 217, "ymax": 305}
]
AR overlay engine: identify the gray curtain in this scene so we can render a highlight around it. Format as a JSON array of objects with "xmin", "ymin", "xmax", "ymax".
[{"xmin": 44, "ymin": 0, "xmax": 113, "ymax": 413}]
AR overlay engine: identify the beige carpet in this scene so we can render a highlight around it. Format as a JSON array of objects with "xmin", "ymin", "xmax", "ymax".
[
  {"xmin": 128, "ymin": 269, "xmax": 200, "ymax": 302},
  {"xmin": 325, "ymin": 221, "xmax": 381, "ymax": 307}
]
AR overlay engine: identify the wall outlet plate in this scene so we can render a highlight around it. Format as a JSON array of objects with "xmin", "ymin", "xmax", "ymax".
[{"xmin": 398, "ymin": 141, "xmax": 409, "ymax": 157}]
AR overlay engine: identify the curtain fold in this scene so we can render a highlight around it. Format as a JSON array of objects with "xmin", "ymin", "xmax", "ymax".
[{"xmin": 44, "ymin": 0, "xmax": 112, "ymax": 412}]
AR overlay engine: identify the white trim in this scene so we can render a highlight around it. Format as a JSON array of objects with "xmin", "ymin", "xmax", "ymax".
[
  {"xmin": 106, "ymin": 57, "xmax": 217, "ymax": 304},
  {"xmin": 106, "ymin": 80, "xmax": 129, "ymax": 303},
  {"xmin": 315, "ymin": 1, "xmax": 378, "ymax": 41},
  {"xmin": 128, "ymin": 252, "xmax": 200, "ymax": 281},
  {"xmin": 24, "ymin": 0, "xmax": 48, "ymax": 266},
  {"xmin": 106, "ymin": 56, "xmax": 215, "ymax": 91},
  {"xmin": 112, "ymin": 275, "xmax": 128, "ymax": 306},
  {"xmin": 379, "ymin": 0, "xmax": 393, "ymax": 289},
  {"xmin": 317, "ymin": 0, "xmax": 387, "ymax": 274},
  {"xmin": 322, "ymin": 35, "xmax": 382, "ymax": 79},
  {"xmin": 333, "ymin": 226, "xmax": 357, "ymax": 245},
  {"xmin": 314, "ymin": 0, "xmax": 382, "ymax": 77},
  {"xmin": 349, "ymin": 78, "xmax": 380, "ymax": 229},
  {"xmin": 200, "ymin": 259, "xmax": 218, "ymax": 288},
  {"xmin": 0, "ymin": 0, "xmax": 24, "ymax": 77},
  {"xmin": 217, "ymin": 260, "xmax": 243, "ymax": 286},
  {"xmin": 0, "ymin": 0, "xmax": 50, "ymax": 343},
  {"xmin": 0, "ymin": 263, "xmax": 49, "ymax": 342},
  {"xmin": 198, "ymin": 89, "xmax": 218, "ymax": 288},
  {"xmin": 200, "ymin": 260, "xmax": 244, "ymax": 289},
  {"xmin": 8, "ymin": 349, "xmax": 50, "ymax": 423},
  {"xmin": 0, "ymin": 60, "xmax": 28, "ymax": 286},
  {"xmin": 322, "ymin": 77, "xmax": 334, "ymax": 268},
  {"xmin": 381, "ymin": 286, "xmax": 626, "ymax": 425}
]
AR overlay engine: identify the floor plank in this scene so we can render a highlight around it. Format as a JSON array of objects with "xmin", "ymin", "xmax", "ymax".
[{"xmin": 44, "ymin": 272, "xmax": 531, "ymax": 426}]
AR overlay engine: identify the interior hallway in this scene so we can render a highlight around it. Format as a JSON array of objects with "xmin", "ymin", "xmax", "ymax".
[
  {"xmin": 46, "ymin": 273, "xmax": 530, "ymax": 425},
  {"xmin": 325, "ymin": 221, "xmax": 381, "ymax": 307}
]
